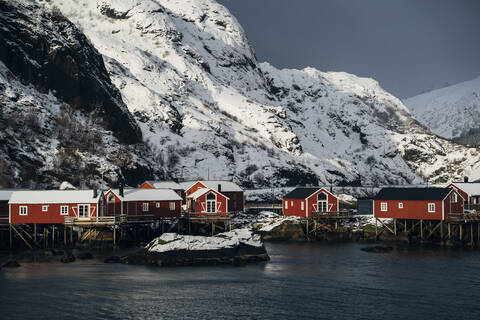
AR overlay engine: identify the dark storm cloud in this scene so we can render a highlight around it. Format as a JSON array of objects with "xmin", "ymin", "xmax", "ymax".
[{"xmin": 217, "ymin": 0, "xmax": 480, "ymax": 98}]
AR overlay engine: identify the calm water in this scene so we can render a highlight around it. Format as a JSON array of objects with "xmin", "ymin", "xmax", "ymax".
[{"xmin": 1, "ymin": 243, "xmax": 480, "ymax": 320}]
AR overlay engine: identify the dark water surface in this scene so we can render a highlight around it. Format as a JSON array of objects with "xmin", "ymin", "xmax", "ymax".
[{"xmin": 1, "ymin": 243, "xmax": 480, "ymax": 319}]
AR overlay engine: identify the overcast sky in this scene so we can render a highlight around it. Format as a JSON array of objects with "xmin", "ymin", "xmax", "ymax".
[{"xmin": 217, "ymin": 0, "xmax": 480, "ymax": 98}]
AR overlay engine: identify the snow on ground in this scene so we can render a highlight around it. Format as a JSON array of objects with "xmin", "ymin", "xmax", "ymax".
[
  {"xmin": 231, "ymin": 211, "xmax": 301, "ymax": 231},
  {"xmin": 146, "ymin": 228, "xmax": 263, "ymax": 253},
  {"xmin": 337, "ymin": 193, "xmax": 357, "ymax": 204}
]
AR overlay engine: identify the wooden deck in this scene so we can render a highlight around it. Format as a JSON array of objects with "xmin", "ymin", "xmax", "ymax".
[
  {"xmin": 311, "ymin": 211, "xmax": 352, "ymax": 220},
  {"xmin": 185, "ymin": 212, "xmax": 231, "ymax": 222},
  {"xmin": 447, "ymin": 213, "xmax": 480, "ymax": 223}
]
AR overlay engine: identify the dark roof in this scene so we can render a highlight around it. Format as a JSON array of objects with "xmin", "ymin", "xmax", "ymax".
[
  {"xmin": 283, "ymin": 187, "xmax": 325, "ymax": 199},
  {"xmin": 374, "ymin": 187, "xmax": 453, "ymax": 201}
]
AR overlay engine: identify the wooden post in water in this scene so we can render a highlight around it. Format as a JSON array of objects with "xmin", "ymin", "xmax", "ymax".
[
  {"xmin": 404, "ymin": 219, "xmax": 407, "ymax": 233},
  {"xmin": 440, "ymin": 222, "xmax": 444, "ymax": 240},
  {"xmin": 9, "ymin": 224, "xmax": 12, "ymax": 249},
  {"xmin": 34, "ymin": 224, "xmax": 37, "ymax": 248},
  {"xmin": 113, "ymin": 226, "xmax": 116, "ymax": 248},
  {"xmin": 420, "ymin": 220, "xmax": 423, "ymax": 240},
  {"xmin": 64, "ymin": 225, "xmax": 67, "ymax": 247},
  {"xmin": 306, "ymin": 219, "xmax": 309, "ymax": 235},
  {"xmin": 52, "ymin": 225, "xmax": 55, "ymax": 248},
  {"xmin": 448, "ymin": 223, "xmax": 451, "ymax": 240},
  {"xmin": 460, "ymin": 224, "xmax": 463, "ymax": 241},
  {"xmin": 471, "ymin": 223, "xmax": 474, "ymax": 247},
  {"xmin": 394, "ymin": 219, "xmax": 397, "ymax": 236},
  {"xmin": 44, "ymin": 227, "xmax": 47, "ymax": 248},
  {"xmin": 375, "ymin": 218, "xmax": 378, "ymax": 239}
]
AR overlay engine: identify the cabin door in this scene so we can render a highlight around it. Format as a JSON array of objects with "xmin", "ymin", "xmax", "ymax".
[
  {"xmin": 318, "ymin": 201, "xmax": 327, "ymax": 213},
  {"xmin": 78, "ymin": 204, "xmax": 90, "ymax": 218}
]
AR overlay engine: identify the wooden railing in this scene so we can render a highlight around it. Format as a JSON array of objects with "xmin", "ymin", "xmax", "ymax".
[
  {"xmin": 64, "ymin": 216, "xmax": 122, "ymax": 226},
  {"xmin": 185, "ymin": 212, "xmax": 231, "ymax": 222},
  {"xmin": 312, "ymin": 211, "xmax": 352, "ymax": 219},
  {"xmin": 448, "ymin": 212, "xmax": 480, "ymax": 223},
  {"xmin": 0, "ymin": 217, "xmax": 9, "ymax": 226}
]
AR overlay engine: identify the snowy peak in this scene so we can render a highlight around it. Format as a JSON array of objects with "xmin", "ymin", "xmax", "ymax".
[{"xmin": 405, "ymin": 76, "xmax": 480, "ymax": 141}]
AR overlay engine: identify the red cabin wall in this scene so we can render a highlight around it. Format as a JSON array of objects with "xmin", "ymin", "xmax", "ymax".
[
  {"xmin": 448, "ymin": 184, "xmax": 469, "ymax": 203},
  {"xmin": 139, "ymin": 182, "xmax": 154, "ymax": 189},
  {"xmin": 105, "ymin": 190, "xmax": 122, "ymax": 216},
  {"xmin": 185, "ymin": 182, "xmax": 207, "ymax": 198},
  {"xmin": 10, "ymin": 203, "xmax": 98, "ymax": 224},
  {"xmin": 444, "ymin": 191, "xmax": 464, "ymax": 216},
  {"xmin": 374, "ymin": 200, "xmax": 443, "ymax": 220},
  {"xmin": 122, "ymin": 200, "xmax": 181, "ymax": 217},
  {"xmin": 283, "ymin": 189, "xmax": 338, "ymax": 217},
  {"xmin": 187, "ymin": 190, "xmax": 228, "ymax": 214},
  {"xmin": 222, "ymin": 191, "xmax": 244, "ymax": 212}
]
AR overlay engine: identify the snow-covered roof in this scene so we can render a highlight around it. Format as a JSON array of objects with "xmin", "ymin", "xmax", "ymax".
[
  {"xmin": 9, "ymin": 190, "xmax": 101, "ymax": 204},
  {"xmin": 450, "ymin": 183, "xmax": 480, "ymax": 196},
  {"xmin": 145, "ymin": 181, "xmax": 183, "ymax": 190},
  {"xmin": 0, "ymin": 189, "xmax": 18, "ymax": 202},
  {"xmin": 181, "ymin": 180, "xmax": 242, "ymax": 192},
  {"xmin": 110, "ymin": 188, "xmax": 182, "ymax": 202},
  {"xmin": 187, "ymin": 188, "xmax": 229, "ymax": 200}
]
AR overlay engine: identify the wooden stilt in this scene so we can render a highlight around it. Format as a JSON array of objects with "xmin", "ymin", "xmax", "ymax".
[
  {"xmin": 229, "ymin": 220, "xmax": 231, "ymax": 231},
  {"xmin": 306, "ymin": 219, "xmax": 309, "ymax": 235},
  {"xmin": 420, "ymin": 220, "xmax": 423, "ymax": 240},
  {"xmin": 9, "ymin": 224, "xmax": 12, "ymax": 249},
  {"xmin": 44, "ymin": 227, "xmax": 47, "ymax": 248},
  {"xmin": 394, "ymin": 219, "xmax": 397, "ymax": 236},
  {"xmin": 448, "ymin": 223, "xmax": 451, "ymax": 240},
  {"xmin": 70, "ymin": 226, "xmax": 73, "ymax": 245},
  {"xmin": 211, "ymin": 222, "xmax": 215, "ymax": 236},
  {"xmin": 478, "ymin": 222, "xmax": 480, "ymax": 244},
  {"xmin": 52, "ymin": 225, "xmax": 55, "ymax": 248},
  {"xmin": 64, "ymin": 225, "xmax": 67, "ymax": 247},
  {"xmin": 471, "ymin": 223, "xmax": 474, "ymax": 246},
  {"xmin": 404, "ymin": 219, "xmax": 407, "ymax": 233},
  {"xmin": 34, "ymin": 224, "xmax": 37, "ymax": 248},
  {"xmin": 113, "ymin": 226, "xmax": 116, "ymax": 248},
  {"xmin": 460, "ymin": 224, "xmax": 463, "ymax": 241},
  {"xmin": 440, "ymin": 222, "xmax": 444, "ymax": 240},
  {"xmin": 375, "ymin": 218, "xmax": 378, "ymax": 239}
]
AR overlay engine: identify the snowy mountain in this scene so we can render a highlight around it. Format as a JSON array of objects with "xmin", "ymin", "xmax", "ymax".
[
  {"xmin": 1, "ymin": 0, "xmax": 480, "ymax": 189},
  {"xmin": 405, "ymin": 76, "xmax": 480, "ymax": 144}
]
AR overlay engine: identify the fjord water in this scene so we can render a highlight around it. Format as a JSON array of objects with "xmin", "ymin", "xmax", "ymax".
[{"xmin": 1, "ymin": 243, "xmax": 480, "ymax": 320}]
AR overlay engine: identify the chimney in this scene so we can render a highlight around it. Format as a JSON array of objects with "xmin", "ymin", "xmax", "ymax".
[
  {"xmin": 93, "ymin": 189, "xmax": 98, "ymax": 198},
  {"xmin": 218, "ymin": 184, "xmax": 222, "ymax": 193},
  {"xmin": 464, "ymin": 176, "xmax": 469, "ymax": 183}
]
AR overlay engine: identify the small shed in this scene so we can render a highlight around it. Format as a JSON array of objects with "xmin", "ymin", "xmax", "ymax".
[
  {"xmin": 9, "ymin": 190, "xmax": 104, "ymax": 224},
  {"xmin": 186, "ymin": 188, "xmax": 229, "ymax": 214},
  {"xmin": 282, "ymin": 187, "xmax": 339, "ymax": 217},
  {"xmin": 373, "ymin": 187, "xmax": 464, "ymax": 221},
  {"xmin": 105, "ymin": 188, "xmax": 182, "ymax": 217},
  {"xmin": 139, "ymin": 180, "xmax": 184, "ymax": 198},
  {"xmin": 447, "ymin": 183, "xmax": 480, "ymax": 206}
]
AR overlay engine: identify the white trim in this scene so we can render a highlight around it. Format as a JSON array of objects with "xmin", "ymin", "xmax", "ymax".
[
  {"xmin": 380, "ymin": 202, "xmax": 387, "ymax": 212},
  {"xmin": 301, "ymin": 201, "xmax": 304, "ymax": 211},
  {"xmin": 60, "ymin": 205, "xmax": 69, "ymax": 216},
  {"xmin": 42, "ymin": 205, "xmax": 49, "ymax": 212},
  {"xmin": 72, "ymin": 206, "xmax": 78, "ymax": 217},
  {"xmin": 328, "ymin": 203, "xmax": 333, "ymax": 212},
  {"xmin": 285, "ymin": 201, "xmax": 288, "ymax": 209},
  {"xmin": 442, "ymin": 201, "xmax": 445, "ymax": 220},
  {"xmin": 156, "ymin": 202, "xmax": 160, "ymax": 208},
  {"xmin": 77, "ymin": 204, "xmax": 90, "ymax": 218},
  {"xmin": 169, "ymin": 202, "xmax": 175, "ymax": 211},
  {"xmin": 142, "ymin": 202, "xmax": 149, "ymax": 212},
  {"xmin": 19, "ymin": 206, "xmax": 28, "ymax": 216},
  {"xmin": 306, "ymin": 198, "xmax": 308, "ymax": 217},
  {"xmin": 428, "ymin": 203, "xmax": 435, "ymax": 213},
  {"xmin": 398, "ymin": 202, "xmax": 403, "ymax": 209},
  {"xmin": 372, "ymin": 200, "xmax": 375, "ymax": 217}
]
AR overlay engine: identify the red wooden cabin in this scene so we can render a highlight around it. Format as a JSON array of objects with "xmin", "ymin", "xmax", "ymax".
[
  {"xmin": 447, "ymin": 183, "xmax": 480, "ymax": 207},
  {"xmin": 373, "ymin": 187, "xmax": 464, "ymax": 221},
  {"xmin": 104, "ymin": 188, "xmax": 182, "ymax": 218},
  {"xmin": 186, "ymin": 188, "xmax": 229, "ymax": 214},
  {"xmin": 180, "ymin": 180, "xmax": 244, "ymax": 212},
  {"xmin": 8, "ymin": 190, "xmax": 104, "ymax": 224},
  {"xmin": 0, "ymin": 190, "xmax": 16, "ymax": 223},
  {"xmin": 282, "ymin": 187, "xmax": 339, "ymax": 217}
]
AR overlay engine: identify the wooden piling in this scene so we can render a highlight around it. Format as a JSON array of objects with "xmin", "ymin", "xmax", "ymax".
[
  {"xmin": 394, "ymin": 219, "xmax": 397, "ymax": 236},
  {"xmin": 375, "ymin": 218, "xmax": 378, "ymax": 239},
  {"xmin": 52, "ymin": 225, "xmax": 55, "ymax": 248},
  {"xmin": 420, "ymin": 220, "xmax": 424, "ymax": 240},
  {"xmin": 64, "ymin": 225, "xmax": 67, "ymax": 247},
  {"xmin": 460, "ymin": 224, "xmax": 463, "ymax": 241},
  {"xmin": 9, "ymin": 224, "xmax": 12, "ymax": 248},
  {"xmin": 404, "ymin": 219, "xmax": 407, "ymax": 233},
  {"xmin": 448, "ymin": 223, "xmax": 451, "ymax": 240},
  {"xmin": 471, "ymin": 223, "xmax": 474, "ymax": 247},
  {"xmin": 34, "ymin": 224, "xmax": 37, "ymax": 248}
]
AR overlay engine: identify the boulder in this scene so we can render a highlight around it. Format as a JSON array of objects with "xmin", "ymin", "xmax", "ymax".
[{"xmin": 2, "ymin": 260, "xmax": 20, "ymax": 268}]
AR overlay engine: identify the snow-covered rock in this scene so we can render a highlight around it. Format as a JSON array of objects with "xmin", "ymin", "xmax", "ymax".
[
  {"xmin": 146, "ymin": 228, "xmax": 263, "ymax": 253},
  {"xmin": 59, "ymin": 181, "xmax": 77, "ymax": 190},
  {"xmin": 405, "ymin": 76, "xmax": 480, "ymax": 142}
]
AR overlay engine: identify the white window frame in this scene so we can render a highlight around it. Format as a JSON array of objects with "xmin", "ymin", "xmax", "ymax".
[
  {"xmin": 42, "ymin": 205, "xmax": 49, "ymax": 212},
  {"xmin": 428, "ymin": 203, "xmax": 435, "ymax": 213},
  {"xmin": 285, "ymin": 201, "xmax": 288, "ymax": 209},
  {"xmin": 78, "ymin": 204, "xmax": 90, "ymax": 218},
  {"xmin": 169, "ymin": 202, "xmax": 175, "ymax": 211},
  {"xmin": 301, "ymin": 201, "xmax": 304, "ymax": 210},
  {"xmin": 381, "ymin": 202, "xmax": 387, "ymax": 212},
  {"xmin": 290, "ymin": 201, "xmax": 293, "ymax": 206},
  {"xmin": 19, "ymin": 206, "xmax": 28, "ymax": 216},
  {"xmin": 398, "ymin": 202, "xmax": 403, "ymax": 209},
  {"xmin": 450, "ymin": 193, "xmax": 457, "ymax": 203},
  {"xmin": 156, "ymin": 202, "xmax": 160, "ymax": 208},
  {"xmin": 206, "ymin": 192, "xmax": 216, "ymax": 213},
  {"xmin": 60, "ymin": 206, "xmax": 69, "ymax": 216},
  {"xmin": 143, "ymin": 202, "xmax": 149, "ymax": 212}
]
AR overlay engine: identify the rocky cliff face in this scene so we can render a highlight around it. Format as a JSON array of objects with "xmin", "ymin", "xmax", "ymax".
[
  {"xmin": 1, "ymin": 0, "xmax": 479, "ymax": 189},
  {"xmin": 0, "ymin": 0, "xmax": 157, "ymax": 188}
]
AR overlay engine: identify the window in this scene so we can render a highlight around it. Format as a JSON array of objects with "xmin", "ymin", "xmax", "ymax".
[
  {"xmin": 317, "ymin": 193, "xmax": 328, "ymax": 213},
  {"xmin": 60, "ymin": 206, "xmax": 68, "ymax": 215},
  {"xmin": 290, "ymin": 201, "xmax": 293, "ymax": 206},
  {"xmin": 428, "ymin": 203, "xmax": 435, "ymax": 213},
  {"xmin": 450, "ymin": 193, "xmax": 457, "ymax": 203},
  {"xmin": 285, "ymin": 201, "xmax": 288, "ymax": 209},
  {"xmin": 398, "ymin": 202, "xmax": 403, "ymax": 209},
  {"xmin": 78, "ymin": 204, "xmax": 89, "ymax": 218},
  {"xmin": 143, "ymin": 203, "xmax": 149, "ymax": 212},
  {"xmin": 107, "ymin": 194, "xmax": 116, "ymax": 203},
  {"xmin": 206, "ymin": 192, "xmax": 216, "ymax": 213},
  {"xmin": 301, "ymin": 201, "xmax": 304, "ymax": 210},
  {"xmin": 381, "ymin": 203, "xmax": 387, "ymax": 212},
  {"xmin": 169, "ymin": 202, "xmax": 175, "ymax": 211},
  {"xmin": 42, "ymin": 205, "xmax": 48, "ymax": 212},
  {"xmin": 156, "ymin": 202, "xmax": 160, "ymax": 208},
  {"xmin": 19, "ymin": 206, "xmax": 28, "ymax": 215}
]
